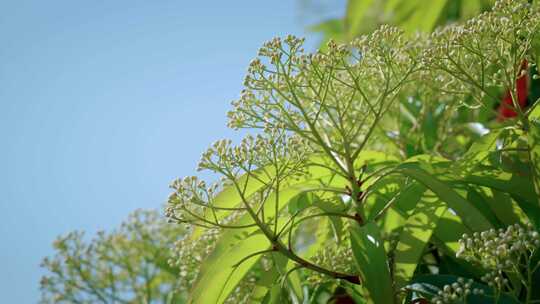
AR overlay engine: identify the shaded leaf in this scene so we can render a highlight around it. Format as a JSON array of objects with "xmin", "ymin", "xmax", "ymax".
[
  {"xmin": 398, "ymin": 163, "xmax": 493, "ymax": 231},
  {"xmin": 349, "ymin": 222, "xmax": 394, "ymax": 304}
]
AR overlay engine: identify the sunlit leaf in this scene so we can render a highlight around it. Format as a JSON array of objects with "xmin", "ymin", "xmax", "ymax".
[{"xmin": 394, "ymin": 194, "xmax": 447, "ymax": 288}]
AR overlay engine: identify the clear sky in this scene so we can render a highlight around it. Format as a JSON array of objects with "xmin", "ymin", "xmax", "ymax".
[{"xmin": 0, "ymin": 1, "xmax": 344, "ymax": 302}]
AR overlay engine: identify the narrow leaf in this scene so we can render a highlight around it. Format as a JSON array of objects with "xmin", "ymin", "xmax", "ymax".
[
  {"xmin": 394, "ymin": 194, "xmax": 447, "ymax": 288},
  {"xmin": 349, "ymin": 222, "xmax": 394, "ymax": 304}
]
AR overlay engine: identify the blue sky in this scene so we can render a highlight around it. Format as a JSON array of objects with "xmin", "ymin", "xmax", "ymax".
[{"xmin": 0, "ymin": 1, "xmax": 344, "ymax": 302}]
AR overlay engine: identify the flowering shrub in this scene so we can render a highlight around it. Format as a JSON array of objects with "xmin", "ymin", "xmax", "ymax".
[
  {"xmin": 42, "ymin": 0, "xmax": 540, "ymax": 303},
  {"xmin": 40, "ymin": 210, "xmax": 187, "ymax": 303}
]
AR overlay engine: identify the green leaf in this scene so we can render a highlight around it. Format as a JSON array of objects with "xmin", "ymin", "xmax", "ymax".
[
  {"xmin": 458, "ymin": 129, "xmax": 502, "ymax": 174},
  {"xmin": 460, "ymin": 0, "xmax": 483, "ymax": 19},
  {"xmin": 309, "ymin": 18, "xmax": 347, "ymax": 49},
  {"xmin": 189, "ymin": 227, "xmax": 270, "ymax": 304},
  {"xmin": 463, "ymin": 169, "xmax": 537, "ymax": 204},
  {"xmin": 189, "ymin": 175, "xmax": 350, "ymax": 303},
  {"xmin": 349, "ymin": 222, "xmax": 394, "ymax": 304},
  {"xmin": 262, "ymin": 284, "xmax": 291, "ymax": 304},
  {"xmin": 192, "ymin": 151, "xmax": 395, "ymax": 239},
  {"xmin": 250, "ymin": 268, "xmax": 280, "ymax": 302},
  {"xmin": 254, "ymin": 254, "xmax": 301, "ymax": 304},
  {"xmin": 486, "ymin": 188, "xmax": 526, "ymax": 225},
  {"xmin": 288, "ymin": 192, "xmax": 315, "ymax": 215},
  {"xmin": 285, "ymin": 266, "xmax": 303, "ymax": 303},
  {"xmin": 463, "ymin": 169, "xmax": 540, "ymax": 227},
  {"xmin": 467, "ymin": 186, "xmax": 525, "ymax": 227},
  {"xmin": 528, "ymin": 95, "xmax": 540, "ymax": 120},
  {"xmin": 394, "ymin": 194, "xmax": 447, "ymax": 288},
  {"xmin": 308, "ymin": 282, "xmax": 333, "ymax": 304},
  {"xmin": 369, "ymin": 182, "xmax": 427, "ymax": 235},
  {"xmin": 399, "ymin": 0, "xmax": 448, "ymax": 33},
  {"xmin": 422, "ymin": 110, "xmax": 438, "ymax": 150},
  {"xmin": 345, "ymin": 0, "xmax": 375, "ymax": 38},
  {"xmin": 384, "ymin": 0, "xmax": 421, "ymax": 23},
  {"xmin": 462, "ymin": 186, "xmax": 501, "ymax": 227},
  {"xmin": 314, "ymin": 197, "xmax": 346, "ymax": 243},
  {"xmin": 250, "ymin": 253, "xmax": 291, "ymax": 302},
  {"xmin": 528, "ymin": 119, "xmax": 540, "ymax": 206},
  {"xmin": 190, "ymin": 163, "xmax": 331, "ymax": 239},
  {"xmin": 368, "ymin": 181, "xmax": 426, "ymax": 221},
  {"xmin": 432, "ymin": 209, "xmax": 471, "ymax": 254},
  {"xmin": 397, "ymin": 162, "xmax": 493, "ymax": 231}
]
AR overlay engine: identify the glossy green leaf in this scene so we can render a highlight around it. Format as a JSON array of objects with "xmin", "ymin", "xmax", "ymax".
[
  {"xmin": 468, "ymin": 186, "xmax": 525, "ymax": 226},
  {"xmin": 349, "ymin": 222, "xmax": 393, "ymax": 304},
  {"xmin": 370, "ymin": 182, "xmax": 426, "ymax": 234},
  {"xmin": 394, "ymin": 194, "xmax": 447, "ymax": 288},
  {"xmin": 189, "ymin": 229, "xmax": 270, "ymax": 304},
  {"xmin": 193, "ymin": 151, "xmax": 396, "ymax": 238},
  {"xmin": 250, "ymin": 253, "xmax": 289, "ymax": 302},
  {"xmin": 397, "ymin": 162, "xmax": 493, "ymax": 231},
  {"xmin": 463, "ymin": 169, "xmax": 537, "ymax": 203},
  {"xmin": 463, "ymin": 169, "xmax": 540, "ymax": 227},
  {"xmin": 462, "ymin": 186, "xmax": 501, "ymax": 227},
  {"xmin": 460, "ymin": 0, "xmax": 483, "ymax": 19},
  {"xmin": 308, "ymin": 282, "xmax": 333, "ymax": 304},
  {"xmin": 458, "ymin": 129, "xmax": 503, "ymax": 174},
  {"xmin": 432, "ymin": 209, "xmax": 471, "ymax": 254}
]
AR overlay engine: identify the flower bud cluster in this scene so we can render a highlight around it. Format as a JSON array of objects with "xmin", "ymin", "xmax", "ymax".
[
  {"xmin": 168, "ymin": 228, "xmax": 221, "ymax": 291},
  {"xmin": 197, "ymin": 132, "xmax": 309, "ymax": 180},
  {"xmin": 351, "ymin": 25, "xmax": 414, "ymax": 70},
  {"xmin": 40, "ymin": 210, "xmax": 185, "ymax": 303},
  {"xmin": 425, "ymin": 0, "xmax": 540, "ymax": 109},
  {"xmin": 456, "ymin": 223, "xmax": 540, "ymax": 292},
  {"xmin": 431, "ymin": 277, "xmax": 476, "ymax": 304},
  {"xmin": 165, "ymin": 175, "xmax": 219, "ymax": 226},
  {"xmin": 228, "ymin": 27, "xmax": 417, "ymax": 160},
  {"xmin": 224, "ymin": 272, "xmax": 258, "ymax": 304},
  {"xmin": 307, "ymin": 243, "xmax": 355, "ymax": 285},
  {"xmin": 456, "ymin": 223, "xmax": 540, "ymax": 268}
]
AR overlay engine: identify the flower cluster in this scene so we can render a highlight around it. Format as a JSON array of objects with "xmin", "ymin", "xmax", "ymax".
[
  {"xmin": 424, "ymin": 0, "xmax": 540, "ymax": 110},
  {"xmin": 40, "ymin": 210, "xmax": 186, "ymax": 304},
  {"xmin": 165, "ymin": 131, "xmax": 310, "ymax": 231},
  {"xmin": 224, "ymin": 271, "xmax": 258, "ymax": 304},
  {"xmin": 307, "ymin": 243, "xmax": 355, "ymax": 285},
  {"xmin": 456, "ymin": 223, "xmax": 540, "ymax": 296},
  {"xmin": 197, "ymin": 132, "xmax": 309, "ymax": 178},
  {"xmin": 456, "ymin": 223, "xmax": 540, "ymax": 268},
  {"xmin": 431, "ymin": 278, "xmax": 478, "ymax": 304},
  {"xmin": 168, "ymin": 228, "xmax": 221, "ymax": 292},
  {"xmin": 228, "ymin": 26, "xmax": 418, "ymax": 173},
  {"xmin": 165, "ymin": 175, "xmax": 225, "ymax": 228}
]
